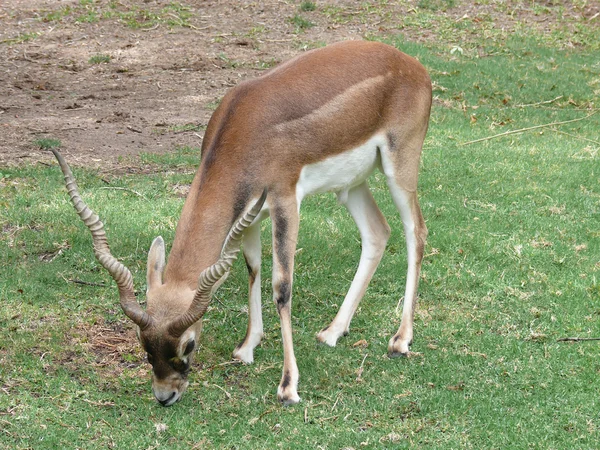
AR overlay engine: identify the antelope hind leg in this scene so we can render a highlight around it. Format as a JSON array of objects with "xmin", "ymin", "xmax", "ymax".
[
  {"xmin": 317, "ymin": 182, "xmax": 390, "ymax": 346},
  {"xmin": 384, "ymin": 177, "xmax": 427, "ymax": 356}
]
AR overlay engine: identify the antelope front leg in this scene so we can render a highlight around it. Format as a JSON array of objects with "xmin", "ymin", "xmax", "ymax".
[
  {"xmin": 271, "ymin": 199, "xmax": 301, "ymax": 405},
  {"xmin": 233, "ymin": 222, "xmax": 263, "ymax": 364}
]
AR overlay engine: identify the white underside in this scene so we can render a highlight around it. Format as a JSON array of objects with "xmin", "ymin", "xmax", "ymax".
[
  {"xmin": 295, "ymin": 133, "xmax": 387, "ymax": 205},
  {"xmin": 248, "ymin": 133, "xmax": 389, "ymax": 221}
]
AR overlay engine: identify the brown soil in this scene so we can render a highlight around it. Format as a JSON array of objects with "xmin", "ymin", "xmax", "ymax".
[
  {"xmin": 0, "ymin": 0, "xmax": 400, "ymax": 169},
  {"xmin": 2, "ymin": 0, "xmax": 596, "ymax": 169}
]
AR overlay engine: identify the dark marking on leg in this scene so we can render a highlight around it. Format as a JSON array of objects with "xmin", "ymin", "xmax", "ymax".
[
  {"xmin": 273, "ymin": 209, "xmax": 289, "ymax": 272},
  {"xmin": 245, "ymin": 258, "xmax": 257, "ymax": 284},
  {"xmin": 276, "ymin": 281, "xmax": 291, "ymax": 309},
  {"xmin": 281, "ymin": 370, "xmax": 291, "ymax": 389},
  {"xmin": 321, "ymin": 325, "xmax": 329, "ymax": 332}
]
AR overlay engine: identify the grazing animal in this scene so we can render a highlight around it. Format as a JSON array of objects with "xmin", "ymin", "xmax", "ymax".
[{"xmin": 52, "ymin": 40, "xmax": 432, "ymax": 406}]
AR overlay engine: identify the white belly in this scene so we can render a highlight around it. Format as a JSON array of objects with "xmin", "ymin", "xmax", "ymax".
[{"xmin": 296, "ymin": 133, "xmax": 387, "ymax": 203}]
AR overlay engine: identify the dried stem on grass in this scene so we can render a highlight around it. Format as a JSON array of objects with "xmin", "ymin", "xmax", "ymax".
[
  {"xmin": 460, "ymin": 111, "xmax": 598, "ymax": 146},
  {"xmin": 69, "ymin": 279, "xmax": 109, "ymax": 288},
  {"xmin": 557, "ymin": 337, "xmax": 600, "ymax": 342},
  {"xmin": 356, "ymin": 353, "xmax": 368, "ymax": 382},
  {"xmin": 98, "ymin": 186, "xmax": 148, "ymax": 200}
]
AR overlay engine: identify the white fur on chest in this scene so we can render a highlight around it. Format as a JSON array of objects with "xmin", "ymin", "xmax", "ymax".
[{"xmin": 296, "ymin": 133, "xmax": 387, "ymax": 203}]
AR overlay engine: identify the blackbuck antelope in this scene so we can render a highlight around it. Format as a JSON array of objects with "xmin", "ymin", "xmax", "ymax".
[{"xmin": 52, "ymin": 40, "xmax": 432, "ymax": 406}]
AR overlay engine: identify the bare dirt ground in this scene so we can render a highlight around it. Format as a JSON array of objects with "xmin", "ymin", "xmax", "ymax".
[
  {"xmin": 1, "ymin": 0, "xmax": 598, "ymax": 169},
  {"xmin": 0, "ymin": 0, "xmax": 393, "ymax": 170}
]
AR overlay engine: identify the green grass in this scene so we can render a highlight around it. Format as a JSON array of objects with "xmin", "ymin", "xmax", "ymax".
[
  {"xmin": 88, "ymin": 54, "xmax": 111, "ymax": 64},
  {"xmin": 289, "ymin": 14, "xmax": 316, "ymax": 31},
  {"xmin": 417, "ymin": 0, "xmax": 456, "ymax": 11},
  {"xmin": 138, "ymin": 145, "xmax": 202, "ymax": 168},
  {"xmin": 1, "ymin": 32, "xmax": 39, "ymax": 45},
  {"xmin": 33, "ymin": 138, "xmax": 61, "ymax": 150},
  {"xmin": 300, "ymin": 1, "xmax": 317, "ymax": 12},
  {"xmin": 38, "ymin": 1, "xmax": 193, "ymax": 30},
  {"xmin": 2, "ymin": 14, "xmax": 600, "ymax": 450}
]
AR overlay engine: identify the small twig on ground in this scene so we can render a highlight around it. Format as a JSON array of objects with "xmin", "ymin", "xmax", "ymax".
[
  {"xmin": 94, "ymin": 341, "xmax": 120, "ymax": 349},
  {"xmin": 248, "ymin": 407, "xmax": 277, "ymax": 425},
  {"xmin": 0, "ymin": 418, "xmax": 14, "ymax": 427},
  {"xmin": 512, "ymin": 95, "xmax": 563, "ymax": 108},
  {"xmin": 331, "ymin": 393, "xmax": 341, "ymax": 411},
  {"xmin": 460, "ymin": 111, "xmax": 598, "ymax": 146},
  {"xmin": 259, "ymin": 408, "xmax": 276, "ymax": 421},
  {"xmin": 188, "ymin": 24, "xmax": 212, "ymax": 31},
  {"xmin": 204, "ymin": 360, "xmax": 243, "ymax": 372},
  {"xmin": 166, "ymin": 12, "xmax": 184, "ymax": 25},
  {"xmin": 212, "ymin": 383, "xmax": 231, "ymax": 399},
  {"xmin": 32, "ymin": 127, "xmax": 81, "ymax": 133},
  {"xmin": 548, "ymin": 127, "xmax": 600, "ymax": 145},
  {"xmin": 318, "ymin": 415, "xmax": 339, "ymax": 423},
  {"xmin": 59, "ymin": 127, "xmax": 84, "ymax": 132},
  {"xmin": 557, "ymin": 337, "xmax": 600, "ymax": 342},
  {"xmin": 142, "ymin": 24, "xmax": 160, "ymax": 32},
  {"xmin": 98, "ymin": 186, "xmax": 148, "ymax": 200},
  {"xmin": 69, "ymin": 279, "xmax": 109, "ymax": 288},
  {"xmin": 356, "ymin": 353, "xmax": 368, "ymax": 381},
  {"xmin": 22, "ymin": 50, "xmax": 36, "ymax": 63},
  {"xmin": 82, "ymin": 398, "xmax": 116, "ymax": 407},
  {"xmin": 93, "ymin": 334, "xmax": 130, "ymax": 343},
  {"xmin": 126, "ymin": 125, "xmax": 142, "ymax": 133}
]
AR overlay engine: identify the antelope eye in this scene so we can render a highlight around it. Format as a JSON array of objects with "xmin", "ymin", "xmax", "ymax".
[
  {"xmin": 183, "ymin": 339, "xmax": 195, "ymax": 356},
  {"xmin": 171, "ymin": 358, "xmax": 190, "ymax": 373}
]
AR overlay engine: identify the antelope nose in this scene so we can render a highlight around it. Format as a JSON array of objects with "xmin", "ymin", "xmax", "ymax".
[{"xmin": 155, "ymin": 391, "xmax": 177, "ymax": 407}]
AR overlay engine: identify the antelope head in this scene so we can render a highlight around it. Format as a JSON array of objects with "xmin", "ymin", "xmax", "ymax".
[{"xmin": 51, "ymin": 149, "xmax": 265, "ymax": 406}]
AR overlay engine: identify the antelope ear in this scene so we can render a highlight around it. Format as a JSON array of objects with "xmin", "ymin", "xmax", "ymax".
[
  {"xmin": 147, "ymin": 236, "xmax": 166, "ymax": 290},
  {"xmin": 178, "ymin": 332, "xmax": 196, "ymax": 357}
]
